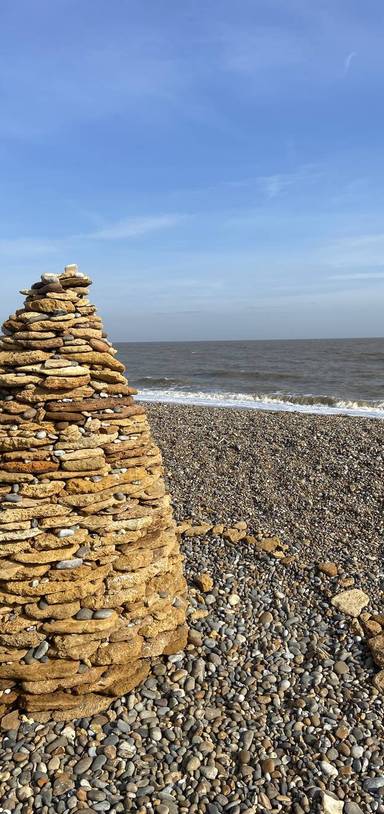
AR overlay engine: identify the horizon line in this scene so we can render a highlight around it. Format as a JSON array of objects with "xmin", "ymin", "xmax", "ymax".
[{"xmin": 113, "ymin": 335, "xmax": 384, "ymax": 344}]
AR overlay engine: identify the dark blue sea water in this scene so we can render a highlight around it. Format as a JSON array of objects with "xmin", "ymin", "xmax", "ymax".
[{"xmin": 116, "ymin": 338, "xmax": 384, "ymax": 418}]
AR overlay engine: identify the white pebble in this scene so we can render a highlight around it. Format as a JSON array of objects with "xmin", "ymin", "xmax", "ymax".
[{"xmin": 320, "ymin": 760, "xmax": 338, "ymax": 778}]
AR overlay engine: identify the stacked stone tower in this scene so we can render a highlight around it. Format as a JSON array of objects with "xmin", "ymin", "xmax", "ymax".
[{"xmin": 0, "ymin": 265, "xmax": 187, "ymax": 722}]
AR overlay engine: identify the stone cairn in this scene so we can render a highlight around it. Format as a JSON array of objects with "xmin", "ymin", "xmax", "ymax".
[{"xmin": 0, "ymin": 265, "xmax": 187, "ymax": 723}]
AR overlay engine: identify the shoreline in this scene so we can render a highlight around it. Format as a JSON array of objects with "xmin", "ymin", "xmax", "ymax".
[
  {"xmin": 137, "ymin": 391, "xmax": 384, "ymax": 419},
  {"xmin": 146, "ymin": 402, "xmax": 384, "ymax": 599}
]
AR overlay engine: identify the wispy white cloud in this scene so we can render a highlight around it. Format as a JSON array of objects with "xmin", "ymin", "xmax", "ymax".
[
  {"xmin": 322, "ymin": 233, "xmax": 384, "ymax": 269},
  {"xmin": 331, "ymin": 233, "xmax": 384, "ymax": 249},
  {"xmin": 90, "ymin": 214, "xmax": 185, "ymax": 240},
  {"xmin": 259, "ymin": 174, "xmax": 289, "ymax": 199},
  {"xmin": 0, "ymin": 213, "xmax": 186, "ymax": 261},
  {"xmin": 344, "ymin": 51, "xmax": 357, "ymax": 74},
  {"xmin": 328, "ymin": 271, "xmax": 384, "ymax": 281},
  {"xmin": 182, "ymin": 164, "xmax": 322, "ymax": 202},
  {"xmin": 257, "ymin": 165, "xmax": 322, "ymax": 200}
]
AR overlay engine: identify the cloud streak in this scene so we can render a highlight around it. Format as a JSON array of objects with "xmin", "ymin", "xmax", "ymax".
[
  {"xmin": 344, "ymin": 50, "xmax": 357, "ymax": 74},
  {"xmin": 321, "ymin": 233, "xmax": 384, "ymax": 270},
  {"xmin": 0, "ymin": 213, "xmax": 186, "ymax": 260},
  {"xmin": 90, "ymin": 214, "xmax": 185, "ymax": 240},
  {"xmin": 328, "ymin": 271, "xmax": 384, "ymax": 281},
  {"xmin": 256, "ymin": 165, "xmax": 322, "ymax": 200}
]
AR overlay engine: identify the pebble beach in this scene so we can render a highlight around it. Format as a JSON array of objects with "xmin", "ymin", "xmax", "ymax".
[
  {"xmin": 148, "ymin": 404, "xmax": 384, "ymax": 598},
  {"xmin": 0, "ymin": 403, "xmax": 383, "ymax": 814}
]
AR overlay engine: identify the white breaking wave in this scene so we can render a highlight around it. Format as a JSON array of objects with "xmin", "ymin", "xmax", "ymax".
[{"xmin": 136, "ymin": 388, "xmax": 384, "ymax": 419}]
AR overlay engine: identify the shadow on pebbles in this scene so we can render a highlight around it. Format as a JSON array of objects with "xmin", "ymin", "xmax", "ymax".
[{"xmin": 0, "ymin": 534, "xmax": 383, "ymax": 814}]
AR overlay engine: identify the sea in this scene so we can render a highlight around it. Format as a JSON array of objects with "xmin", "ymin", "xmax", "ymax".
[{"xmin": 115, "ymin": 338, "xmax": 384, "ymax": 419}]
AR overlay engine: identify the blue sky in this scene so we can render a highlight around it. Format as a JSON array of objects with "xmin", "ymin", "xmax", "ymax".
[{"xmin": 0, "ymin": 0, "xmax": 383, "ymax": 340}]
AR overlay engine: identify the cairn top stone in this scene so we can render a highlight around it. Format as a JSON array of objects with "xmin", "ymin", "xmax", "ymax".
[{"xmin": 64, "ymin": 263, "xmax": 79, "ymax": 275}]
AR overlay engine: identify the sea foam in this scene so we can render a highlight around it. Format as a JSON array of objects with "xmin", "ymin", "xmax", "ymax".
[{"xmin": 136, "ymin": 388, "xmax": 384, "ymax": 419}]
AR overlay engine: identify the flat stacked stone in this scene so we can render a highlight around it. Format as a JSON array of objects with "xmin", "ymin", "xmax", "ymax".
[{"xmin": 0, "ymin": 264, "xmax": 187, "ymax": 722}]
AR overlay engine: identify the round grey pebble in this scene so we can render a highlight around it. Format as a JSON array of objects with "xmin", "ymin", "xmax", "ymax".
[
  {"xmin": 55, "ymin": 558, "xmax": 83, "ymax": 569},
  {"xmin": 75, "ymin": 608, "xmax": 93, "ymax": 620},
  {"xmin": 33, "ymin": 641, "xmax": 49, "ymax": 660},
  {"xmin": 74, "ymin": 756, "xmax": 93, "ymax": 774}
]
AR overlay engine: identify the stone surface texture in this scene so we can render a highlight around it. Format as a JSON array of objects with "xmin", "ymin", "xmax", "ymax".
[{"xmin": 0, "ymin": 265, "xmax": 187, "ymax": 720}]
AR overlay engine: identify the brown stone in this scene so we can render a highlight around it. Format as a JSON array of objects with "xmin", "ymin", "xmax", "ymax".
[
  {"xmin": 0, "ymin": 435, "xmax": 51, "ymax": 453},
  {"xmin": 212, "ymin": 523, "xmax": 225, "ymax": 535},
  {"xmin": 0, "ymin": 630, "xmax": 45, "ymax": 648},
  {"xmin": 139, "ymin": 606, "xmax": 185, "ymax": 638},
  {"xmin": 25, "ymin": 600, "xmax": 81, "ymax": 620},
  {"xmin": 66, "ymin": 327, "xmax": 102, "ymax": 339},
  {"xmin": 2, "ymin": 461, "xmax": 59, "ymax": 475},
  {"xmin": 339, "ymin": 577, "xmax": 355, "ymax": 588},
  {"xmin": 183, "ymin": 523, "xmax": 213, "ymax": 537},
  {"xmin": 56, "ymin": 430, "xmax": 118, "ymax": 449},
  {"xmin": 43, "ymin": 612, "xmax": 118, "ymax": 634},
  {"xmin": 45, "ymin": 411, "xmax": 85, "ymax": 422},
  {"xmin": 195, "ymin": 572, "xmax": 214, "ymax": 592},
  {"xmin": 318, "ymin": 561, "xmax": 338, "ymax": 577},
  {"xmin": 85, "ymin": 585, "xmax": 145, "ymax": 609},
  {"xmin": 255, "ymin": 537, "xmax": 281, "ymax": 553},
  {"xmin": 61, "ymin": 351, "xmax": 125, "ymax": 372},
  {"xmin": 372, "ymin": 614, "xmax": 384, "ymax": 625},
  {"xmin": 16, "ymin": 385, "xmax": 94, "ymax": 402},
  {"xmin": 0, "ymin": 414, "xmax": 23, "ymax": 425},
  {"xmin": 373, "ymin": 670, "xmax": 384, "ymax": 691},
  {"xmin": 61, "ymin": 455, "xmax": 105, "ymax": 472},
  {"xmin": 17, "ymin": 339, "xmax": 64, "ymax": 350},
  {"xmin": 223, "ymin": 528, "xmax": 246, "ymax": 543},
  {"xmin": 0, "ymin": 471, "xmax": 34, "ymax": 483},
  {"xmin": 0, "ymin": 373, "xmax": 42, "ymax": 387},
  {"xmin": 19, "ymin": 482, "xmax": 65, "ymax": 498},
  {"xmin": 0, "ymin": 351, "xmax": 50, "ymax": 366},
  {"xmin": 0, "ymin": 659, "xmax": 80, "ymax": 680},
  {"xmin": 163, "ymin": 623, "xmax": 188, "ymax": 655},
  {"xmin": 31, "ymin": 693, "xmax": 113, "ymax": 722},
  {"xmin": 280, "ymin": 555, "xmax": 297, "ymax": 566},
  {"xmin": 97, "ymin": 660, "xmax": 150, "ymax": 697},
  {"xmin": 89, "ymin": 338, "xmax": 115, "ymax": 353},
  {"xmin": 90, "ymin": 368, "xmax": 127, "ymax": 384},
  {"xmin": 3, "ymin": 563, "xmax": 49, "ymax": 581},
  {"xmin": 91, "ymin": 638, "xmax": 143, "ymax": 666},
  {"xmin": 368, "ymin": 634, "xmax": 384, "ymax": 668},
  {"xmin": 0, "ymin": 522, "xmax": 36, "ymax": 537},
  {"xmin": 65, "ymin": 470, "xmax": 145, "ymax": 494},
  {"xmin": 13, "ymin": 543, "xmax": 79, "ymax": 564},
  {"xmin": 45, "ymin": 580, "xmax": 104, "ymax": 605},
  {"xmin": 21, "ymin": 666, "xmax": 105, "ymax": 695},
  {"xmin": 22, "ymin": 690, "xmax": 87, "ymax": 711},
  {"xmin": 0, "ymin": 647, "xmax": 27, "ymax": 663},
  {"xmin": 49, "ymin": 396, "xmax": 135, "ymax": 412},
  {"xmin": 42, "ymin": 374, "xmax": 90, "ymax": 390},
  {"xmin": 362, "ymin": 618, "xmax": 382, "ymax": 636},
  {"xmin": 26, "ymin": 298, "xmax": 75, "ymax": 313},
  {"xmin": 0, "ymin": 504, "xmax": 67, "ymax": 522},
  {"xmin": 0, "ymin": 709, "xmax": 20, "ymax": 730}
]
